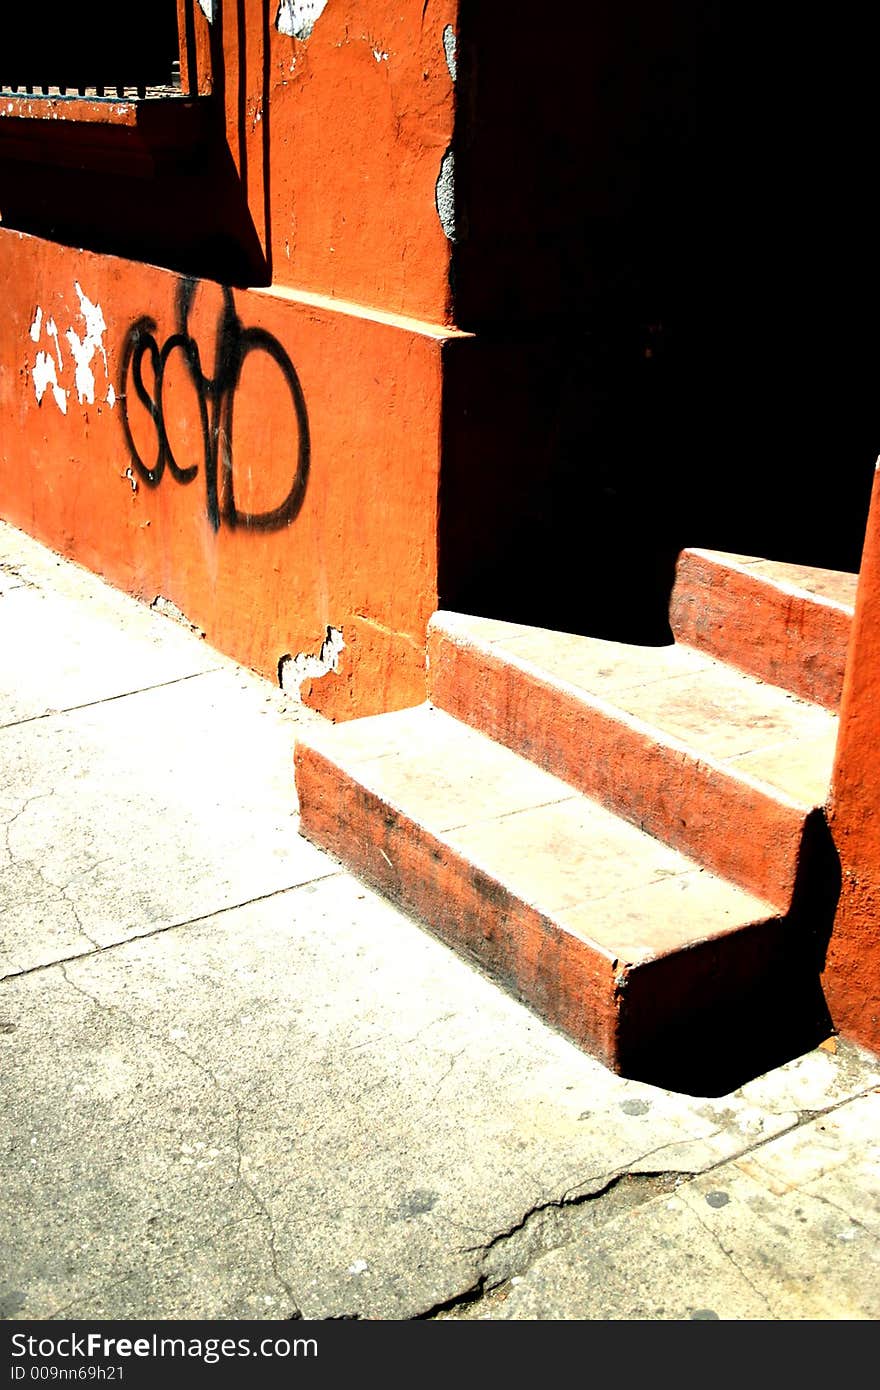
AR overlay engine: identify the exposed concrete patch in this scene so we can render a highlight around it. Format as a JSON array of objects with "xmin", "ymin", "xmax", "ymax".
[
  {"xmin": 278, "ymin": 625, "xmax": 344, "ymax": 700},
  {"xmin": 435, "ymin": 148, "xmax": 456, "ymax": 241},
  {"xmin": 443, "ymin": 24, "xmax": 457, "ymax": 81},
  {"xmin": 150, "ymin": 596, "xmax": 206, "ymax": 638},
  {"xmin": 435, "ymin": 22, "xmax": 459, "ymax": 253},
  {"xmin": 197, "ymin": 0, "xmax": 213, "ymax": 20},
  {"xmin": 276, "ymin": 0, "xmax": 328, "ymax": 40}
]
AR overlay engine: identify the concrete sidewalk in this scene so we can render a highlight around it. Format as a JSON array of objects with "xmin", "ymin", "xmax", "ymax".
[{"xmin": 1, "ymin": 519, "xmax": 879, "ymax": 1322}]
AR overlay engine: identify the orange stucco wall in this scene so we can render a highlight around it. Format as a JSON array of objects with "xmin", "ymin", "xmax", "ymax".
[
  {"xmin": 0, "ymin": 232, "xmax": 455, "ymax": 720},
  {"xmin": 217, "ymin": 0, "xmax": 457, "ymax": 321},
  {"xmin": 827, "ymin": 461, "xmax": 880, "ymax": 1051}
]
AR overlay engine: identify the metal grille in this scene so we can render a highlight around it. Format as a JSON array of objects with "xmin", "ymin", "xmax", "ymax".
[{"xmin": 0, "ymin": 2, "xmax": 183, "ymax": 101}]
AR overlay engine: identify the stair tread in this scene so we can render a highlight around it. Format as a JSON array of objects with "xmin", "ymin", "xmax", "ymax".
[
  {"xmin": 688, "ymin": 548, "xmax": 858, "ymax": 611},
  {"xmin": 431, "ymin": 611, "xmax": 838, "ymax": 807},
  {"xmin": 298, "ymin": 704, "xmax": 779, "ymax": 966}
]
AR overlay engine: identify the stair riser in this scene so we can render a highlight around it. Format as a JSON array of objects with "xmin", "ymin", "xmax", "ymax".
[
  {"xmin": 295, "ymin": 741, "xmax": 622, "ymax": 1067},
  {"xmin": 670, "ymin": 551, "xmax": 851, "ymax": 709},
  {"xmin": 295, "ymin": 741, "xmax": 792, "ymax": 1083},
  {"xmin": 428, "ymin": 631, "xmax": 808, "ymax": 911},
  {"xmin": 613, "ymin": 919, "xmax": 827, "ymax": 1090}
]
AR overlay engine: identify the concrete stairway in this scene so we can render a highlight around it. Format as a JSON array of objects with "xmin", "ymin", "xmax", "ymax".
[{"xmin": 294, "ymin": 549, "xmax": 859, "ymax": 1091}]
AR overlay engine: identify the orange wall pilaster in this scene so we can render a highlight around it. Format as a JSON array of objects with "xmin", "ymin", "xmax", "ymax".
[{"xmin": 827, "ymin": 461, "xmax": 880, "ymax": 1049}]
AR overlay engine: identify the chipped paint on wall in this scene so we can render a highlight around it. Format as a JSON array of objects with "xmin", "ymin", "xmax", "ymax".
[
  {"xmin": 66, "ymin": 283, "xmax": 109, "ymax": 406},
  {"xmin": 29, "ymin": 283, "xmax": 114, "ymax": 415},
  {"xmin": 32, "ymin": 350, "xmax": 67, "ymax": 415},
  {"xmin": 435, "ymin": 148, "xmax": 456, "ymax": 241},
  {"xmin": 275, "ymin": 0, "xmax": 328, "ymax": 41},
  {"xmin": 197, "ymin": 0, "xmax": 213, "ymax": 22},
  {"xmin": 443, "ymin": 24, "xmax": 457, "ymax": 81},
  {"xmin": 45, "ymin": 317, "xmax": 63, "ymax": 370},
  {"xmin": 434, "ymin": 25, "xmax": 458, "ymax": 243},
  {"xmin": 278, "ymin": 626, "xmax": 345, "ymax": 699}
]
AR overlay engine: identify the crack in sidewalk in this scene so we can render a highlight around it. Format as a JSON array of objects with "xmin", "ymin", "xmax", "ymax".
[
  {"xmin": 412, "ymin": 1086, "xmax": 880, "ymax": 1319},
  {"xmin": 416, "ymin": 1167, "xmax": 684, "ymax": 1319},
  {"xmin": 0, "ymin": 669, "xmax": 224, "ymax": 733},
  {"xmin": 55, "ymin": 962, "xmax": 303, "ymax": 1317},
  {"xmin": 0, "ymin": 871, "xmax": 343, "ymax": 985}
]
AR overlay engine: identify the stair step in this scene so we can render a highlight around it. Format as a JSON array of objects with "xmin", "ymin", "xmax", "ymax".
[
  {"xmin": 669, "ymin": 548, "xmax": 857, "ymax": 709},
  {"xmin": 295, "ymin": 704, "xmax": 802, "ymax": 1083},
  {"xmin": 427, "ymin": 612, "xmax": 838, "ymax": 910}
]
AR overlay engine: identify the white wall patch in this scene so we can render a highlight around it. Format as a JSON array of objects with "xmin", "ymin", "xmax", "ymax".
[
  {"xmin": 29, "ymin": 282, "xmax": 113, "ymax": 416},
  {"xmin": 197, "ymin": 0, "xmax": 213, "ymax": 22},
  {"xmin": 45, "ymin": 318, "xmax": 63, "ymax": 370},
  {"xmin": 276, "ymin": 0, "xmax": 328, "ymax": 41},
  {"xmin": 278, "ymin": 626, "xmax": 345, "ymax": 700},
  {"xmin": 33, "ymin": 352, "xmax": 67, "ymax": 415}
]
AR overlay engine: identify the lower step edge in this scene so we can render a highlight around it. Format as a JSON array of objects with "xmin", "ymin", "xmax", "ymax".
[{"xmin": 295, "ymin": 744, "xmax": 833, "ymax": 1096}]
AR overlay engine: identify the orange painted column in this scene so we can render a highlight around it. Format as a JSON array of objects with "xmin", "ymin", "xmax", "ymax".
[{"xmin": 827, "ymin": 459, "xmax": 880, "ymax": 1050}]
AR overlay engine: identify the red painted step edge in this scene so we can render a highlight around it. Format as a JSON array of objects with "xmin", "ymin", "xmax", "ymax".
[
  {"xmin": 669, "ymin": 548, "xmax": 854, "ymax": 710},
  {"xmin": 427, "ymin": 625, "xmax": 812, "ymax": 912},
  {"xmin": 294, "ymin": 737, "xmax": 796, "ymax": 1083}
]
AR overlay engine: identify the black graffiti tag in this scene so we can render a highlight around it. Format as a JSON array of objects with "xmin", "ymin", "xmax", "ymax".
[{"xmin": 119, "ymin": 280, "xmax": 310, "ymax": 532}]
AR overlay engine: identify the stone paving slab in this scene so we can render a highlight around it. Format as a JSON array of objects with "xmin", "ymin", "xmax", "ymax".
[
  {"xmin": 0, "ymin": 527, "xmax": 220, "ymax": 725},
  {"xmin": 2, "ymin": 873, "xmax": 879, "ymax": 1321},
  {"xmin": 0, "ymin": 669, "xmax": 333, "ymax": 975}
]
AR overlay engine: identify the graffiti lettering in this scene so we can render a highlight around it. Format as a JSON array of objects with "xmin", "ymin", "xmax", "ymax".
[{"xmin": 119, "ymin": 280, "xmax": 310, "ymax": 532}]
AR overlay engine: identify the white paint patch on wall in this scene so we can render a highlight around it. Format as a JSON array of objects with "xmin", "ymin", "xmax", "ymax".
[
  {"xmin": 197, "ymin": 0, "xmax": 213, "ymax": 22},
  {"xmin": 46, "ymin": 318, "xmax": 63, "ymax": 370},
  {"xmin": 276, "ymin": 0, "xmax": 328, "ymax": 41},
  {"xmin": 278, "ymin": 626, "xmax": 345, "ymax": 700},
  {"xmin": 66, "ymin": 283, "xmax": 109, "ymax": 405},
  {"xmin": 29, "ymin": 282, "xmax": 114, "ymax": 415},
  {"xmin": 33, "ymin": 352, "xmax": 67, "ymax": 415}
]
